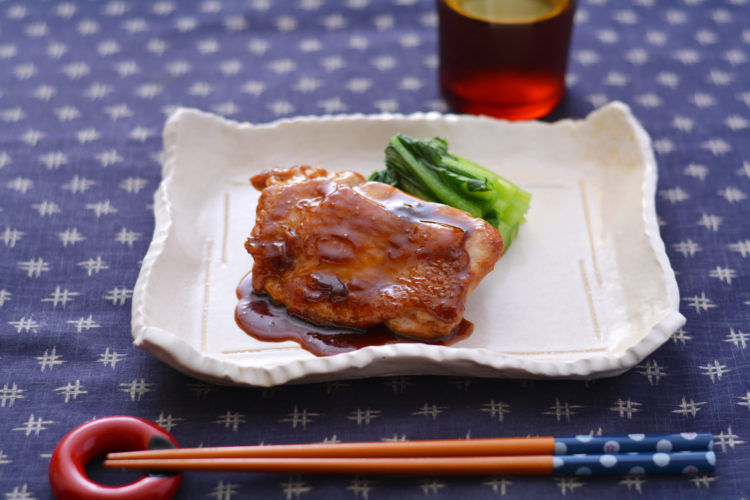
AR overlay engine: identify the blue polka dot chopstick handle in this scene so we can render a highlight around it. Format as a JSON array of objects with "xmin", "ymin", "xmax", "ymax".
[
  {"xmin": 553, "ymin": 451, "xmax": 716, "ymax": 476},
  {"xmin": 554, "ymin": 432, "xmax": 714, "ymax": 454}
]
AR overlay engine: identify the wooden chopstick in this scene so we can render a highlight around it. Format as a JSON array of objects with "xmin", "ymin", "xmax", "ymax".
[
  {"xmin": 107, "ymin": 437, "xmax": 554, "ymax": 460},
  {"xmin": 104, "ymin": 456, "xmax": 552, "ymax": 475}
]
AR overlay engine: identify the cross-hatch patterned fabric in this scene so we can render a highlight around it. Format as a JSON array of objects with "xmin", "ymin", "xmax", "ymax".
[{"xmin": 0, "ymin": 1, "xmax": 748, "ymax": 499}]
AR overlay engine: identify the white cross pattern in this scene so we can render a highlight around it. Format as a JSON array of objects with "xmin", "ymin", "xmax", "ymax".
[
  {"xmin": 347, "ymin": 408, "xmax": 381, "ymax": 425},
  {"xmin": 1, "ymin": 227, "xmax": 24, "ymax": 248},
  {"xmin": 39, "ymin": 151, "xmax": 68, "ymax": 169},
  {"xmin": 0, "ymin": 289, "xmax": 12, "ymax": 307},
  {"xmin": 412, "ymin": 402, "xmax": 447, "ymax": 420},
  {"xmin": 155, "ymin": 412, "xmax": 184, "ymax": 432},
  {"xmin": 418, "ymin": 479, "xmax": 446, "ymax": 495},
  {"xmin": 484, "ymin": 477, "xmax": 513, "ymax": 495},
  {"xmin": 54, "ymin": 380, "xmax": 88, "ymax": 403},
  {"xmin": 346, "ymin": 478, "xmax": 376, "ymax": 500},
  {"xmin": 31, "ymin": 200, "xmax": 62, "ymax": 217},
  {"xmin": 187, "ymin": 382, "xmax": 216, "ymax": 399},
  {"xmin": 58, "ymin": 228, "xmax": 86, "ymax": 247},
  {"xmin": 62, "ymin": 175, "xmax": 97, "ymax": 194},
  {"xmin": 723, "ymin": 329, "xmax": 749, "ymax": 349},
  {"xmin": 709, "ymin": 266, "xmax": 737, "ymax": 284},
  {"xmin": 671, "ymin": 327, "xmax": 693, "ymax": 344},
  {"xmin": 12, "ymin": 414, "xmax": 55, "ymax": 437},
  {"xmin": 608, "ymin": 398, "xmax": 643, "ymax": 419},
  {"xmin": 95, "ymin": 149, "xmax": 124, "ymax": 167},
  {"xmin": 555, "ymin": 477, "xmax": 585, "ymax": 495},
  {"xmin": 85, "ymin": 200, "xmax": 118, "ymax": 217},
  {"xmin": 279, "ymin": 477, "xmax": 312, "ymax": 499},
  {"xmin": 41, "ymin": 286, "xmax": 79, "ymax": 308},
  {"xmin": 737, "ymin": 392, "xmax": 750, "ymax": 412},
  {"xmin": 119, "ymin": 177, "xmax": 149, "ymax": 194},
  {"xmin": 66, "ymin": 315, "xmax": 101, "ymax": 333},
  {"xmin": 713, "ymin": 426, "xmax": 746, "ymax": 452},
  {"xmin": 36, "ymin": 347, "xmax": 65, "ymax": 372},
  {"xmin": 383, "ymin": 376, "xmax": 411, "ymax": 394},
  {"xmin": 208, "ymin": 481, "xmax": 240, "ymax": 500},
  {"xmin": 0, "ymin": 383, "xmax": 26, "ymax": 408},
  {"xmin": 8, "ymin": 316, "xmax": 40, "ymax": 334},
  {"xmin": 3, "ymin": 484, "xmax": 35, "ymax": 500},
  {"xmin": 103, "ymin": 287, "xmax": 133, "ymax": 305},
  {"xmin": 17, "ymin": 258, "xmax": 51, "ymax": 278},
  {"xmin": 115, "ymin": 228, "xmax": 142, "ymax": 247},
  {"xmin": 688, "ymin": 474, "xmax": 718, "ymax": 489},
  {"xmin": 97, "ymin": 347, "xmax": 127, "ymax": 368},
  {"xmin": 728, "ymin": 239, "xmax": 750, "ymax": 258},
  {"xmin": 215, "ymin": 410, "xmax": 247, "ymax": 432},
  {"xmin": 480, "ymin": 399, "xmax": 512, "ymax": 422},
  {"xmin": 672, "ymin": 397, "xmax": 706, "ymax": 417},
  {"xmin": 280, "ymin": 406, "xmax": 320, "ymax": 430},
  {"xmin": 619, "ymin": 475, "xmax": 647, "ymax": 493},
  {"xmin": 118, "ymin": 378, "xmax": 154, "ymax": 401},
  {"xmin": 636, "ymin": 359, "xmax": 668, "ymax": 385},
  {"xmin": 77, "ymin": 256, "xmax": 109, "ymax": 275},
  {"xmin": 683, "ymin": 292, "xmax": 718, "ymax": 314},
  {"xmin": 698, "ymin": 360, "xmax": 731, "ymax": 382},
  {"xmin": 543, "ymin": 399, "xmax": 584, "ymax": 422}
]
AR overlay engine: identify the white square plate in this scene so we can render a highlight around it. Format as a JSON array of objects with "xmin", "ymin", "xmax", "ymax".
[{"xmin": 132, "ymin": 102, "xmax": 684, "ymax": 386}]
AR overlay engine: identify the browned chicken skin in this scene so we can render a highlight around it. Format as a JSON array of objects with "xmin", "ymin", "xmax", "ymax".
[{"xmin": 245, "ymin": 166, "xmax": 503, "ymax": 340}]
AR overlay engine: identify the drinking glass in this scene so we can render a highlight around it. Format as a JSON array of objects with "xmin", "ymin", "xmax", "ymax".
[{"xmin": 437, "ymin": 0, "xmax": 577, "ymax": 120}]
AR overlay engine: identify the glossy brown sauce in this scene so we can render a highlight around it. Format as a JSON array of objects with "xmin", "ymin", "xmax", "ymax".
[{"xmin": 235, "ymin": 272, "xmax": 473, "ymax": 356}]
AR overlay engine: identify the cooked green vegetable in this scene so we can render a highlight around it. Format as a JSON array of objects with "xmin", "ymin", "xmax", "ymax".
[{"xmin": 370, "ymin": 133, "xmax": 531, "ymax": 254}]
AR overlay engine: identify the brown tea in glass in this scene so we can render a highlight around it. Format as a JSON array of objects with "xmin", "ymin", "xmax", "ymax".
[{"xmin": 437, "ymin": 0, "xmax": 576, "ymax": 120}]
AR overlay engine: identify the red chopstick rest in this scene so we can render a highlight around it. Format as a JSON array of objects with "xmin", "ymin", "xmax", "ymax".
[{"xmin": 49, "ymin": 415, "xmax": 182, "ymax": 500}]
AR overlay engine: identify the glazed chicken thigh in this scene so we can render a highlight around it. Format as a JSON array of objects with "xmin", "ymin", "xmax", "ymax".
[{"xmin": 245, "ymin": 166, "xmax": 503, "ymax": 340}]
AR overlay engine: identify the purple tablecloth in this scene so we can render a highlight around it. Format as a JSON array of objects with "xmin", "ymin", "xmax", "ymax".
[{"xmin": 1, "ymin": 1, "xmax": 748, "ymax": 498}]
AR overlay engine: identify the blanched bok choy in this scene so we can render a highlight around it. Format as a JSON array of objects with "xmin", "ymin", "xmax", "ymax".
[{"xmin": 370, "ymin": 133, "xmax": 531, "ymax": 254}]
